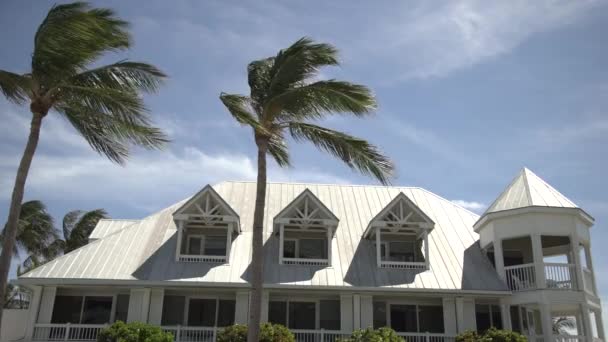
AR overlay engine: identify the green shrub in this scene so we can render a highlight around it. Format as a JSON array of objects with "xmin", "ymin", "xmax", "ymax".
[
  {"xmin": 97, "ymin": 321, "xmax": 173, "ymax": 342},
  {"xmin": 217, "ymin": 323, "xmax": 295, "ymax": 342},
  {"xmin": 455, "ymin": 328, "xmax": 526, "ymax": 342},
  {"xmin": 338, "ymin": 327, "xmax": 404, "ymax": 342}
]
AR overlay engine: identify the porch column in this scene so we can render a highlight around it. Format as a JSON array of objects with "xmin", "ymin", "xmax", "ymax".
[
  {"xmin": 127, "ymin": 288, "xmax": 151, "ymax": 323},
  {"xmin": 539, "ymin": 304, "xmax": 553, "ymax": 342},
  {"xmin": 455, "ymin": 297, "xmax": 476, "ymax": 332},
  {"xmin": 148, "ymin": 288, "xmax": 164, "ymax": 325},
  {"xmin": 493, "ymin": 240, "xmax": 505, "ymax": 280},
  {"xmin": 360, "ymin": 295, "xmax": 374, "ymax": 329},
  {"xmin": 24, "ymin": 286, "xmax": 42, "ymax": 341},
  {"xmin": 353, "ymin": 294, "xmax": 361, "ymax": 330},
  {"xmin": 571, "ymin": 234, "xmax": 585, "ymax": 291},
  {"xmin": 260, "ymin": 291, "xmax": 269, "ymax": 323},
  {"xmin": 531, "ymin": 234, "xmax": 546, "ymax": 289},
  {"xmin": 37, "ymin": 286, "xmax": 57, "ymax": 323},
  {"xmin": 583, "ymin": 244, "xmax": 598, "ymax": 294},
  {"xmin": 235, "ymin": 290, "xmax": 250, "ymax": 324},
  {"xmin": 442, "ymin": 298, "xmax": 457, "ymax": 334},
  {"xmin": 595, "ymin": 309, "xmax": 605, "ymax": 341},
  {"xmin": 580, "ymin": 303, "xmax": 593, "ymax": 342},
  {"xmin": 499, "ymin": 302, "xmax": 512, "ymax": 330},
  {"xmin": 340, "ymin": 294, "xmax": 354, "ymax": 332}
]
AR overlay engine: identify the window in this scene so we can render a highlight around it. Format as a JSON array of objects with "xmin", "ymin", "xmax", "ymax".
[
  {"xmin": 114, "ymin": 295, "xmax": 129, "ymax": 322},
  {"xmin": 476, "ymin": 304, "xmax": 502, "ymax": 332},
  {"xmin": 388, "ymin": 241, "xmax": 416, "ymax": 262},
  {"xmin": 188, "ymin": 299, "xmax": 217, "ymax": 326},
  {"xmin": 51, "ymin": 295, "xmax": 113, "ymax": 324},
  {"xmin": 162, "ymin": 296, "xmax": 185, "ymax": 326},
  {"xmin": 289, "ymin": 302, "xmax": 316, "ymax": 329},
  {"xmin": 268, "ymin": 299, "xmax": 340, "ymax": 330},
  {"xmin": 282, "ymin": 238, "xmax": 327, "ymax": 259},
  {"xmin": 269, "ymin": 301, "xmax": 287, "ymax": 326},
  {"xmin": 320, "ymin": 300, "xmax": 341, "ymax": 330},
  {"xmin": 217, "ymin": 300, "xmax": 236, "ymax": 327},
  {"xmin": 186, "ymin": 235, "xmax": 227, "ymax": 256},
  {"xmin": 161, "ymin": 296, "xmax": 234, "ymax": 327},
  {"xmin": 374, "ymin": 302, "xmax": 444, "ymax": 333}
]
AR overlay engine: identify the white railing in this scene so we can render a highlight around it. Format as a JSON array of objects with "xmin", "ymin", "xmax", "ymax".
[
  {"xmin": 282, "ymin": 258, "xmax": 329, "ymax": 266},
  {"xmin": 396, "ymin": 332, "xmax": 457, "ymax": 342},
  {"xmin": 291, "ymin": 329, "xmax": 349, "ymax": 342},
  {"xmin": 545, "ymin": 263, "xmax": 576, "ymax": 290},
  {"xmin": 582, "ymin": 267, "xmax": 595, "ymax": 295},
  {"xmin": 554, "ymin": 334, "xmax": 585, "ymax": 342},
  {"xmin": 380, "ymin": 261, "xmax": 427, "ymax": 270},
  {"xmin": 161, "ymin": 326, "xmax": 217, "ymax": 342},
  {"xmin": 505, "ymin": 263, "xmax": 536, "ymax": 291},
  {"xmin": 177, "ymin": 254, "xmax": 226, "ymax": 263},
  {"xmin": 32, "ymin": 323, "xmax": 107, "ymax": 341}
]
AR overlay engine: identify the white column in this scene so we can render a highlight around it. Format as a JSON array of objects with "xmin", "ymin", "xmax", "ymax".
[
  {"xmin": 127, "ymin": 288, "xmax": 151, "ymax": 323},
  {"xmin": 571, "ymin": 234, "xmax": 585, "ymax": 292},
  {"xmin": 583, "ymin": 245, "xmax": 598, "ymax": 294},
  {"xmin": 37, "ymin": 286, "xmax": 57, "ymax": 323},
  {"xmin": 148, "ymin": 288, "xmax": 164, "ymax": 325},
  {"xmin": 24, "ymin": 285, "xmax": 42, "ymax": 340},
  {"xmin": 175, "ymin": 220, "xmax": 184, "ymax": 261},
  {"xmin": 340, "ymin": 294, "xmax": 354, "ymax": 332},
  {"xmin": 235, "ymin": 291, "xmax": 250, "ymax": 324},
  {"xmin": 226, "ymin": 227, "xmax": 233, "ymax": 263},
  {"xmin": 595, "ymin": 309, "xmax": 605, "ymax": 341},
  {"xmin": 499, "ymin": 299, "xmax": 512, "ymax": 331},
  {"xmin": 279, "ymin": 224, "xmax": 284, "ymax": 264},
  {"xmin": 353, "ymin": 294, "xmax": 361, "ymax": 330},
  {"xmin": 327, "ymin": 228, "xmax": 333, "ymax": 267},
  {"xmin": 424, "ymin": 230, "xmax": 430, "ymax": 269},
  {"xmin": 376, "ymin": 229, "xmax": 382, "ymax": 267},
  {"xmin": 442, "ymin": 298, "xmax": 457, "ymax": 334},
  {"xmin": 260, "ymin": 291, "xmax": 269, "ymax": 323},
  {"xmin": 539, "ymin": 304, "xmax": 553, "ymax": 342},
  {"xmin": 494, "ymin": 240, "xmax": 505, "ymax": 280},
  {"xmin": 580, "ymin": 303, "xmax": 593, "ymax": 342},
  {"xmin": 359, "ymin": 295, "xmax": 374, "ymax": 329},
  {"xmin": 531, "ymin": 234, "xmax": 546, "ymax": 289}
]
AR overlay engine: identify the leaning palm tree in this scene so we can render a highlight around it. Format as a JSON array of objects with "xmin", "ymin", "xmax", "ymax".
[
  {"xmin": 1, "ymin": 201, "xmax": 57, "ymax": 260},
  {"xmin": 220, "ymin": 37, "xmax": 394, "ymax": 341},
  {"xmin": 0, "ymin": 2, "xmax": 167, "ymax": 324},
  {"xmin": 60, "ymin": 209, "xmax": 108, "ymax": 253}
]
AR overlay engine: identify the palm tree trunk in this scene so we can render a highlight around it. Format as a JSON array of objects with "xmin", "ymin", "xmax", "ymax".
[
  {"xmin": 247, "ymin": 137, "xmax": 268, "ymax": 342},
  {"xmin": 0, "ymin": 112, "xmax": 44, "ymax": 330}
]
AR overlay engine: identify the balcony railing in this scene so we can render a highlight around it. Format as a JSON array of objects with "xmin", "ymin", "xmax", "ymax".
[
  {"xmin": 282, "ymin": 258, "xmax": 329, "ymax": 266},
  {"xmin": 177, "ymin": 254, "xmax": 226, "ymax": 263},
  {"xmin": 379, "ymin": 261, "xmax": 427, "ymax": 270},
  {"xmin": 505, "ymin": 263, "xmax": 579, "ymax": 291},
  {"xmin": 32, "ymin": 323, "xmax": 107, "ymax": 341},
  {"xmin": 553, "ymin": 335, "xmax": 586, "ymax": 342}
]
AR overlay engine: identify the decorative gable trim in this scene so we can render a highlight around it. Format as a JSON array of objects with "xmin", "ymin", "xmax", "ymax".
[
  {"xmin": 364, "ymin": 192, "xmax": 434, "ymax": 239},
  {"xmin": 274, "ymin": 188, "xmax": 339, "ymax": 228},
  {"xmin": 173, "ymin": 184, "xmax": 240, "ymax": 233}
]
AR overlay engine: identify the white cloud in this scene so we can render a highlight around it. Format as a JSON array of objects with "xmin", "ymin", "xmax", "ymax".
[{"xmin": 452, "ymin": 199, "xmax": 486, "ymax": 213}]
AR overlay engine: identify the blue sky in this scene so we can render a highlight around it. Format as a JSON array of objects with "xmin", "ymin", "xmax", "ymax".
[{"xmin": 1, "ymin": 0, "xmax": 607, "ymax": 332}]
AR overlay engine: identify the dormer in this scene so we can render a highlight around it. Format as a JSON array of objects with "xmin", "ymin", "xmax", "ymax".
[
  {"xmin": 363, "ymin": 192, "xmax": 434, "ymax": 270},
  {"xmin": 274, "ymin": 189, "xmax": 339, "ymax": 266},
  {"xmin": 173, "ymin": 185, "xmax": 240, "ymax": 263}
]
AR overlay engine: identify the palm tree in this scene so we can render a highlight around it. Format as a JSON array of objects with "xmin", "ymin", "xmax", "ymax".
[
  {"xmin": 0, "ymin": 2, "xmax": 168, "ymax": 324},
  {"xmin": 553, "ymin": 316, "xmax": 577, "ymax": 335},
  {"xmin": 1, "ymin": 201, "xmax": 57, "ymax": 260},
  {"xmin": 220, "ymin": 37, "xmax": 394, "ymax": 341}
]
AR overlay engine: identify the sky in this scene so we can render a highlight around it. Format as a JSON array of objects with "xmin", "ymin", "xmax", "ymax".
[{"xmin": 0, "ymin": 0, "xmax": 607, "ymax": 333}]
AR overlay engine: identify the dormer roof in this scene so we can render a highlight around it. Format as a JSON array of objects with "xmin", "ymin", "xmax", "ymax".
[
  {"xmin": 363, "ymin": 192, "xmax": 435, "ymax": 238},
  {"xmin": 274, "ymin": 188, "xmax": 339, "ymax": 228},
  {"xmin": 173, "ymin": 184, "xmax": 240, "ymax": 233}
]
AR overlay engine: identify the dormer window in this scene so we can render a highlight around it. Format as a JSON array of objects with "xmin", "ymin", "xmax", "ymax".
[
  {"xmin": 173, "ymin": 185, "xmax": 240, "ymax": 263},
  {"xmin": 364, "ymin": 192, "xmax": 434, "ymax": 270},
  {"xmin": 274, "ymin": 189, "xmax": 338, "ymax": 266}
]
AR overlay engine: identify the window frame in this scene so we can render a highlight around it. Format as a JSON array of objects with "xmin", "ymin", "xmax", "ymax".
[
  {"xmin": 182, "ymin": 233, "xmax": 229, "ymax": 261},
  {"xmin": 162, "ymin": 295, "xmax": 236, "ymax": 327},
  {"xmin": 267, "ymin": 297, "xmax": 341, "ymax": 331},
  {"xmin": 51, "ymin": 294, "xmax": 118, "ymax": 324},
  {"xmin": 374, "ymin": 229, "xmax": 429, "ymax": 270},
  {"xmin": 373, "ymin": 301, "xmax": 444, "ymax": 333}
]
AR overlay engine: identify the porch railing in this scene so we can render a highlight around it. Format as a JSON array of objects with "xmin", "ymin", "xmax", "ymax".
[
  {"xmin": 32, "ymin": 323, "xmax": 107, "ymax": 341},
  {"xmin": 582, "ymin": 267, "xmax": 596, "ymax": 295},
  {"xmin": 505, "ymin": 263, "xmax": 536, "ymax": 290},
  {"xmin": 397, "ymin": 332, "xmax": 457, "ymax": 342},
  {"xmin": 291, "ymin": 329, "xmax": 349, "ymax": 342},
  {"xmin": 553, "ymin": 334, "xmax": 586, "ymax": 342},
  {"xmin": 162, "ymin": 326, "xmax": 217, "ymax": 342},
  {"xmin": 545, "ymin": 263, "xmax": 576, "ymax": 290}
]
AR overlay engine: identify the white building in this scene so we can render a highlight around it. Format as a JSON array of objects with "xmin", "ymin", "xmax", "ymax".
[{"xmin": 7, "ymin": 168, "xmax": 604, "ymax": 342}]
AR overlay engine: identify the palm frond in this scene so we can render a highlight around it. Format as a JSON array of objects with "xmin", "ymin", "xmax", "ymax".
[
  {"xmin": 0, "ymin": 70, "xmax": 30, "ymax": 103},
  {"xmin": 268, "ymin": 37, "xmax": 338, "ymax": 97},
  {"xmin": 268, "ymin": 80, "xmax": 377, "ymax": 121},
  {"xmin": 219, "ymin": 93, "xmax": 266, "ymax": 133},
  {"xmin": 67, "ymin": 60, "xmax": 166, "ymax": 93},
  {"xmin": 2, "ymin": 200, "xmax": 57, "ymax": 258},
  {"xmin": 267, "ymin": 134, "xmax": 290, "ymax": 167},
  {"xmin": 288, "ymin": 122, "xmax": 394, "ymax": 184},
  {"xmin": 62, "ymin": 210, "xmax": 84, "ymax": 241},
  {"xmin": 65, "ymin": 209, "xmax": 107, "ymax": 252},
  {"xmin": 32, "ymin": 2, "xmax": 131, "ymax": 82},
  {"xmin": 247, "ymin": 58, "xmax": 273, "ymax": 115}
]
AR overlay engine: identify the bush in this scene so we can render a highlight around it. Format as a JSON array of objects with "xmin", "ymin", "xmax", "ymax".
[
  {"xmin": 338, "ymin": 327, "xmax": 404, "ymax": 342},
  {"xmin": 97, "ymin": 321, "xmax": 173, "ymax": 342},
  {"xmin": 455, "ymin": 328, "xmax": 526, "ymax": 342},
  {"xmin": 217, "ymin": 323, "xmax": 295, "ymax": 342}
]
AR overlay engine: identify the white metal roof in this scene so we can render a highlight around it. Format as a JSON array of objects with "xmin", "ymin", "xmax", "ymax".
[
  {"xmin": 482, "ymin": 168, "xmax": 578, "ymax": 216},
  {"xmin": 88, "ymin": 219, "xmax": 139, "ymax": 241},
  {"xmin": 21, "ymin": 182, "xmax": 507, "ymax": 292}
]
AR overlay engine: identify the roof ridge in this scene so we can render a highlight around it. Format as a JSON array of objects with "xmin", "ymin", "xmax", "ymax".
[{"xmin": 521, "ymin": 168, "xmax": 534, "ymax": 206}]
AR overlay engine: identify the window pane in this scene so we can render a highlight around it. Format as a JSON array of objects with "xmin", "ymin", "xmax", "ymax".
[
  {"xmin": 82, "ymin": 296, "xmax": 112, "ymax": 324},
  {"xmin": 476, "ymin": 304, "xmax": 491, "ymax": 333},
  {"xmin": 419, "ymin": 306, "xmax": 444, "ymax": 333},
  {"xmin": 114, "ymin": 295, "xmax": 130, "ymax": 322},
  {"xmin": 162, "ymin": 295, "xmax": 185, "ymax": 326},
  {"xmin": 299, "ymin": 239, "xmax": 326, "ymax": 259},
  {"xmin": 205, "ymin": 236, "xmax": 227, "ymax": 256},
  {"xmin": 491, "ymin": 305, "xmax": 503, "ymax": 329},
  {"xmin": 389, "ymin": 242, "xmax": 415, "ymax": 262},
  {"xmin": 188, "ymin": 299, "xmax": 217, "ymax": 326},
  {"xmin": 284, "ymin": 241, "xmax": 296, "ymax": 258},
  {"xmin": 51, "ymin": 296, "xmax": 83, "ymax": 323},
  {"xmin": 269, "ymin": 301, "xmax": 287, "ymax": 326},
  {"xmin": 510, "ymin": 306, "xmax": 521, "ymax": 333},
  {"xmin": 188, "ymin": 237, "xmax": 202, "ymax": 255},
  {"xmin": 390, "ymin": 305, "xmax": 417, "ymax": 332},
  {"xmin": 217, "ymin": 300, "xmax": 236, "ymax": 327},
  {"xmin": 373, "ymin": 302, "xmax": 387, "ymax": 329},
  {"xmin": 289, "ymin": 302, "xmax": 316, "ymax": 329},
  {"xmin": 320, "ymin": 300, "xmax": 340, "ymax": 330}
]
